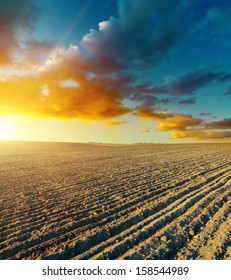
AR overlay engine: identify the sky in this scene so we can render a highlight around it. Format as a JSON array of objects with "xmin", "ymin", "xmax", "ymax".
[{"xmin": 0, "ymin": 0, "xmax": 231, "ymax": 143}]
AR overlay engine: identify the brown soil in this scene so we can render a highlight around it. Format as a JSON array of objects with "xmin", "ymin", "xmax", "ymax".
[{"xmin": 0, "ymin": 142, "xmax": 230, "ymax": 260}]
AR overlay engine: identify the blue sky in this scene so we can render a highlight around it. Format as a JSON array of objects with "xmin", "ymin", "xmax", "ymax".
[
  {"xmin": 0, "ymin": 0, "xmax": 231, "ymax": 143},
  {"xmin": 32, "ymin": 0, "xmax": 118, "ymax": 44}
]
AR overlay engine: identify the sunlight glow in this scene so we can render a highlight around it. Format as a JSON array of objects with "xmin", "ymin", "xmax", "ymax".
[{"xmin": 0, "ymin": 119, "xmax": 14, "ymax": 140}]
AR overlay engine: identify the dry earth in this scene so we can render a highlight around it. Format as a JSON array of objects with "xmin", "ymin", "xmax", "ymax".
[{"xmin": 0, "ymin": 142, "xmax": 230, "ymax": 260}]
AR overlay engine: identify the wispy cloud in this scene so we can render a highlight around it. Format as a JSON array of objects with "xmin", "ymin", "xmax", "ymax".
[
  {"xmin": 225, "ymin": 86, "xmax": 231, "ymax": 97},
  {"xmin": 157, "ymin": 68, "xmax": 231, "ymax": 96},
  {"xmin": 202, "ymin": 7, "xmax": 231, "ymax": 34},
  {"xmin": 199, "ymin": 112, "xmax": 212, "ymax": 116},
  {"xmin": 106, "ymin": 121, "xmax": 128, "ymax": 126},
  {"xmin": 140, "ymin": 126, "xmax": 152, "ymax": 133},
  {"xmin": 178, "ymin": 97, "xmax": 196, "ymax": 105},
  {"xmin": 204, "ymin": 118, "xmax": 231, "ymax": 130}
]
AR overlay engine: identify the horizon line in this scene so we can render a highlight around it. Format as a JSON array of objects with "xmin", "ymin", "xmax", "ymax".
[{"xmin": 0, "ymin": 139, "xmax": 230, "ymax": 145}]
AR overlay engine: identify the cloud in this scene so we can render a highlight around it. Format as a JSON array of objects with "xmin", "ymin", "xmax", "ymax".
[
  {"xmin": 0, "ymin": 0, "xmax": 216, "ymax": 124},
  {"xmin": 171, "ymin": 130, "xmax": 231, "ymax": 140},
  {"xmin": 135, "ymin": 106, "xmax": 231, "ymax": 140},
  {"xmin": 199, "ymin": 112, "xmax": 212, "ymax": 116},
  {"xmin": 58, "ymin": 79, "xmax": 80, "ymax": 88},
  {"xmin": 156, "ymin": 114, "xmax": 231, "ymax": 140},
  {"xmin": 225, "ymin": 86, "xmax": 231, "ymax": 97},
  {"xmin": 205, "ymin": 7, "xmax": 231, "ymax": 34},
  {"xmin": 156, "ymin": 114, "xmax": 203, "ymax": 132},
  {"xmin": 178, "ymin": 97, "xmax": 196, "ymax": 105},
  {"xmin": 158, "ymin": 68, "xmax": 231, "ymax": 96},
  {"xmin": 129, "ymin": 68, "xmax": 231, "ymax": 99},
  {"xmin": 132, "ymin": 84, "xmax": 163, "ymax": 95},
  {"xmin": 204, "ymin": 118, "xmax": 231, "ymax": 130},
  {"xmin": 134, "ymin": 107, "xmax": 175, "ymax": 121},
  {"xmin": 20, "ymin": 40, "xmax": 59, "ymax": 66},
  {"xmin": 0, "ymin": 61, "xmax": 131, "ymax": 120},
  {"xmin": 0, "ymin": 0, "xmax": 138, "ymax": 122},
  {"xmin": 106, "ymin": 121, "xmax": 128, "ymax": 126},
  {"xmin": 140, "ymin": 126, "xmax": 151, "ymax": 133},
  {"xmin": 0, "ymin": 0, "xmax": 39, "ymax": 65},
  {"xmin": 135, "ymin": 107, "xmax": 202, "ymax": 132},
  {"xmin": 81, "ymin": 0, "xmax": 189, "ymax": 72},
  {"xmin": 130, "ymin": 91, "xmax": 158, "ymax": 107},
  {"xmin": 135, "ymin": 107, "xmax": 203, "ymax": 131},
  {"xmin": 161, "ymin": 116, "xmax": 231, "ymax": 140},
  {"xmin": 0, "ymin": 85, "xmax": 130, "ymax": 120},
  {"xmin": 0, "ymin": 0, "xmax": 230, "ymax": 143},
  {"xmin": 158, "ymin": 98, "xmax": 172, "ymax": 105},
  {"xmin": 218, "ymin": 73, "xmax": 231, "ymax": 82}
]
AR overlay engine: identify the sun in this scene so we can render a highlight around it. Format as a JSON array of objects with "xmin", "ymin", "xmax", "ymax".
[{"xmin": 0, "ymin": 118, "xmax": 14, "ymax": 140}]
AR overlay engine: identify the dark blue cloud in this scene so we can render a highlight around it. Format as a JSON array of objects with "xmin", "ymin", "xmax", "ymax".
[
  {"xmin": 199, "ymin": 112, "xmax": 212, "ymax": 116},
  {"xmin": 81, "ymin": 0, "xmax": 193, "ymax": 73},
  {"xmin": 161, "ymin": 70, "xmax": 224, "ymax": 95},
  {"xmin": 178, "ymin": 98, "xmax": 196, "ymax": 105},
  {"xmin": 225, "ymin": 86, "xmax": 231, "ymax": 97},
  {"xmin": 218, "ymin": 74, "xmax": 231, "ymax": 83},
  {"xmin": 156, "ymin": 68, "xmax": 231, "ymax": 96}
]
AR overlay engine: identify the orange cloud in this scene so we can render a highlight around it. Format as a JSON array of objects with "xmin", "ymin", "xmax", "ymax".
[
  {"xmin": 140, "ymin": 126, "xmax": 151, "ymax": 133},
  {"xmin": 135, "ymin": 107, "xmax": 203, "ymax": 131},
  {"xmin": 156, "ymin": 114, "xmax": 203, "ymax": 131},
  {"xmin": 156, "ymin": 114, "xmax": 231, "ymax": 140},
  {"xmin": 171, "ymin": 130, "xmax": 231, "ymax": 140},
  {"xmin": 157, "ymin": 115, "xmax": 231, "ymax": 140},
  {"xmin": 0, "ymin": 57, "xmax": 131, "ymax": 121},
  {"xmin": 134, "ymin": 106, "xmax": 231, "ymax": 140},
  {"xmin": 106, "ymin": 121, "xmax": 128, "ymax": 126}
]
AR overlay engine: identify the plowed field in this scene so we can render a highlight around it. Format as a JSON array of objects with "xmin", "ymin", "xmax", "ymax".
[{"xmin": 0, "ymin": 142, "xmax": 230, "ymax": 260}]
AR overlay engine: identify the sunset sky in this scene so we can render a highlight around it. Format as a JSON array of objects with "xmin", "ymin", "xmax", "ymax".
[{"xmin": 0, "ymin": 0, "xmax": 231, "ymax": 143}]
